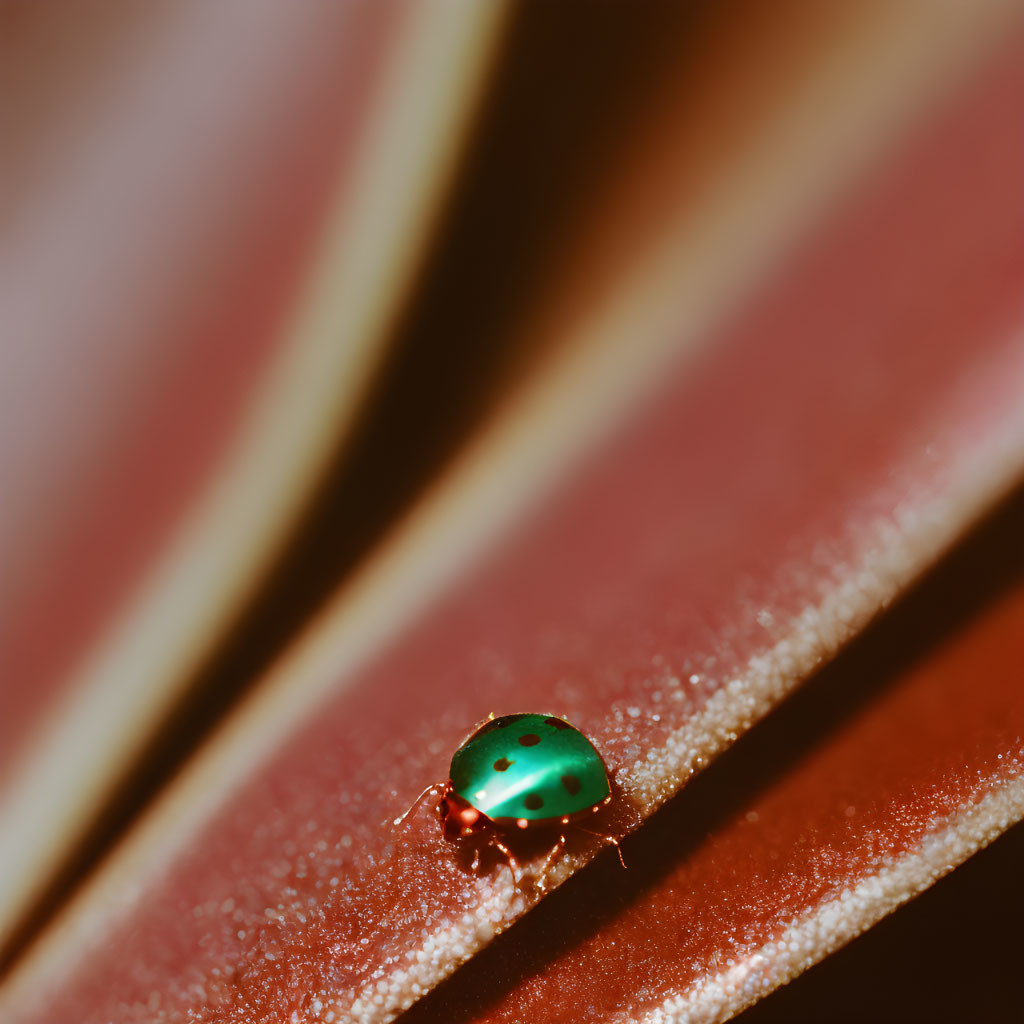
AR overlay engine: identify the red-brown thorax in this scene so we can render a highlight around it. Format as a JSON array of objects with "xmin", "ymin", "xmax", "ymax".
[{"xmin": 439, "ymin": 787, "xmax": 490, "ymax": 842}]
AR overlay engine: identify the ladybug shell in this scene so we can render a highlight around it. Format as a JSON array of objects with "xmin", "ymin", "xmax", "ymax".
[{"xmin": 448, "ymin": 713, "xmax": 610, "ymax": 824}]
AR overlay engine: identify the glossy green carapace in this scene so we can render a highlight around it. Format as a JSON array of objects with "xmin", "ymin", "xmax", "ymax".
[{"xmin": 449, "ymin": 713, "xmax": 610, "ymax": 823}]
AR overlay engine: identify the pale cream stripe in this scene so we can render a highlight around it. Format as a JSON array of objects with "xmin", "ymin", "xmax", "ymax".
[
  {"xmin": 636, "ymin": 776, "xmax": 1024, "ymax": 1024},
  {"xmin": 3, "ymin": 1, "xmax": 1021, "ymax": 1016},
  {"xmin": 0, "ymin": 0, "xmax": 510, "ymax": 945}
]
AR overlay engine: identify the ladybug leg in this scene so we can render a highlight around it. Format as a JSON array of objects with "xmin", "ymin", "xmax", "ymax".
[
  {"xmin": 487, "ymin": 835, "xmax": 521, "ymax": 890},
  {"xmin": 392, "ymin": 783, "xmax": 442, "ymax": 828},
  {"xmin": 535, "ymin": 833, "xmax": 569, "ymax": 892},
  {"xmin": 572, "ymin": 824, "xmax": 627, "ymax": 870}
]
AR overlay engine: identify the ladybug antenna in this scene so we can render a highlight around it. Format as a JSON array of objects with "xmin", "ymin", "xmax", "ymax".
[{"xmin": 392, "ymin": 783, "xmax": 442, "ymax": 828}]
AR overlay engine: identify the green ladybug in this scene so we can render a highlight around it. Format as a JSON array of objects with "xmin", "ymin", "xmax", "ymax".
[{"xmin": 395, "ymin": 713, "xmax": 622, "ymax": 886}]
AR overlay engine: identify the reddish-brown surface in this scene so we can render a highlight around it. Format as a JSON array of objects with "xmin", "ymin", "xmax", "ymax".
[
  {"xmin": 0, "ymin": 2, "xmax": 397, "ymax": 779},
  {"xmin": 399, "ymin": 491, "xmax": 1024, "ymax": 1024},
  {"xmin": 6, "ymin": 32, "xmax": 1024, "ymax": 1024},
  {"xmin": 739, "ymin": 808, "xmax": 1024, "ymax": 1022}
]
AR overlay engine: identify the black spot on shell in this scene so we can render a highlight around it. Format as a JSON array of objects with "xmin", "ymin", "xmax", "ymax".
[
  {"xmin": 476, "ymin": 716, "xmax": 513, "ymax": 737},
  {"xmin": 493, "ymin": 758, "xmax": 512, "ymax": 772},
  {"xmin": 545, "ymin": 717, "xmax": 573, "ymax": 730},
  {"xmin": 518, "ymin": 733, "xmax": 541, "ymax": 747},
  {"xmin": 524, "ymin": 793, "xmax": 544, "ymax": 810},
  {"xmin": 561, "ymin": 774, "xmax": 582, "ymax": 796}
]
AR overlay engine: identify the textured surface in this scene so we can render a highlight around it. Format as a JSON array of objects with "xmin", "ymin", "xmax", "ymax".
[
  {"xmin": 740, "ymin": 813, "xmax": 1024, "ymax": 1022},
  {"xmin": 395, "ymin": 491, "xmax": 1024, "ymax": 1024},
  {"xmin": 4, "ymin": 29, "xmax": 1024, "ymax": 1024}
]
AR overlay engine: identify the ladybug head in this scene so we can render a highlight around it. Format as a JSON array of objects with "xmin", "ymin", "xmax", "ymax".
[{"xmin": 439, "ymin": 789, "xmax": 487, "ymax": 842}]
